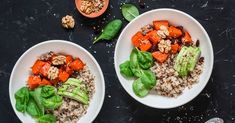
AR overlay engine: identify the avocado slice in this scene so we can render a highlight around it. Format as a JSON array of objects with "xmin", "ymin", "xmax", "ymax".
[
  {"xmin": 187, "ymin": 47, "xmax": 201, "ymax": 71},
  {"xmin": 57, "ymin": 91, "xmax": 88, "ymax": 105},
  {"xmin": 174, "ymin": 46, "xmax": 188, "ymax": 73},
  {"xmin": 58, "ymin": 78, "xmax": 89, "ymax": 105},
  {"xmin": 174, "ymin": 46, "xmax": 201, "ymax": 77},
  {"xmin": 179, "ymin": 56, "xmax": 189, "ymax": 76},
  {"xmin": 72, "ymin": 88, "xmax": 89, "ymax": 101}
]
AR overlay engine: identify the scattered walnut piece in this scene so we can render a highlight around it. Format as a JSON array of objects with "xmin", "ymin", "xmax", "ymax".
[
  {"xmin": 158, "ymin": 39, "xmax": 171, "ymax": 53},
  {"xmin": 47, "ymin": 66, "xmax": 59, "ymax": 80},
  {"xmin": 52, "ymin": 55, "xmax": 66, "ymax": 65},
  {"xmin": 157, "ymin": 25, "xmax": 169, "ymax": 38},
  {"xmin": 61, "ymin": 15, "xmax": 75, "ymax": 29}
]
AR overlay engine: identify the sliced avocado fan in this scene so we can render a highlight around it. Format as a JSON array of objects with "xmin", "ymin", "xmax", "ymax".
[
  {"xmin": 58, "ymin": 78, "xmax": 89, "ymax": 105},
  {"xmin": 174, "ymin": 46, "xmax": 201, "ymax": 77}
]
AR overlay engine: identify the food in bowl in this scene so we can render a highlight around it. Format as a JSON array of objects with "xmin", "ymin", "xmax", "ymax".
[
  {"xmin": 14, "ymin": 51, "xmax": 95, "ymax": 123},
  {"xmin": 119, "ymin": 20, "xmax": 204, "ymax": 98},
  {"xmin": 80, "ymin": 0, "xmax": 105, "ymax": 15}
]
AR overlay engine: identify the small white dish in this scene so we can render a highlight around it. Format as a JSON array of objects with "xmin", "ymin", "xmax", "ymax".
[
  {"xmin": 9, "ymin": 40, "xmax": 105, "ymax": 123},
  {"xmin": 114, "ymin": 8, "xmax": 214, "ymax": 109}
]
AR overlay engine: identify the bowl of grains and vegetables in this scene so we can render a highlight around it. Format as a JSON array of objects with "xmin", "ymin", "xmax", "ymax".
[
  {"xmin": 9, "ymin": 40, "xmax": 105, "ymax": 123},
  {"xmin": 114, "ymin": 8, "xmax": 214, "ymax": 109},
  {"xmin": 75, "ymin": 0, "xmax": 109, "ymax": 18}
]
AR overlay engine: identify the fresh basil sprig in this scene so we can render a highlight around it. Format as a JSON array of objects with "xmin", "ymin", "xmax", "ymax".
[
  {"xmin": 121, "ymin": 4, "xmax": 139, "ymax": 22},
  {"xmin": 119, "ymin": 48, "xmax": 157, "ymax": 97},
  {"xmin": 14, "ymin": 85, "xmax": 62, "ymax": 123},
  {"xmin": 15, "ymin": 87, "xmax": 29, "ymax": 112},
  {"xmin": 93, "ymin": 19, "xmax": 122, "ymax": 44}
]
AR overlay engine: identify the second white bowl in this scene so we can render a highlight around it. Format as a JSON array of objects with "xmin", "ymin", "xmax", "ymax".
[{"xmin": 114, "ymin": 8, "xmax": 214, "ymax": 109}]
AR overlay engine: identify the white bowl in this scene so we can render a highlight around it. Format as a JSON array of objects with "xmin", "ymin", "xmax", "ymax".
[
  {"xmin": 114, "ymin": 9, "xmax": 214, "ymax": 109},
  {"xmin": 9, "ymin": 40, "xmax": 105, "ymax": 123}
]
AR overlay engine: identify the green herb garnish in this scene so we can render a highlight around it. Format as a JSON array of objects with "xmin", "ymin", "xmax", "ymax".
[
  {"xmin": 121, "ymin": 4, "xmax": 139, "ymax": 21},
  {"xmin": 93, "ymin": 19, "xmax": 122, "ymax": 44}
]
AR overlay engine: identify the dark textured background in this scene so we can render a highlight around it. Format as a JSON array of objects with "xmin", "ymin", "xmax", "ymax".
[{"xmin": 0, "ymin": 0, "xmax": 235, "ymax": 123}]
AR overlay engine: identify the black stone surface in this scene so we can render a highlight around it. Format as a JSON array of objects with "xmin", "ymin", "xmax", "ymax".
[{"xmin": 0, "ymin": 0, "xmax": 235, "ymax": 123}]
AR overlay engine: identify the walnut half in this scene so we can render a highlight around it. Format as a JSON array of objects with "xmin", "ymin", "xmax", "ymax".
[
  {"xmin": 47, "ymin": 66, "xmax": 59, "ymax": 80},
  {"xmin": 158, "ymin": 39, "xmax": 171, "ymax": 53},
  {"xmin": 61, "ymin": 15, "xmax": 75, "ymax": 29},
  {"xmin": 52, "ymin": 55, "xmax": 66, "ymax": 65}
]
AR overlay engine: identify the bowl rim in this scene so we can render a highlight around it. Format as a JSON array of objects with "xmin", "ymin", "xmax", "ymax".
[
  {"xmin": 114, "ymin": 8, "xmax": 214, "ymax": 109},
  {"xmin": 9, "ymin": 40, "xmax": 105, "ymax": 122}
]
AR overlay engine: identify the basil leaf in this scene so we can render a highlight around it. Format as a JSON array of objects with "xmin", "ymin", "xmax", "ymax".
[
  {"xmin": 26, "ymin": 97, "xmax": 42, "ymax": 118},
  {"xmin": 129, "ymin": 48, "xmax": 142, "ymax": 77},
  {"xmin": 41, "ymin": 86, "xmax": 56, "ymax": 98},
  {"xmin": 14, "ymin": 87, "xmax": 29, "ymax": 112},
  {"xmin": 119, "ymin": 60, "xmax": 134, "ymax": 77},
  {"xmin": 38, "ymin": 114, "xmax": 56, "ymax": 123},
  {"xmin": 94, "ymin": 19, "xmax": 122, "ymax": 43},
  {"xmin": 121, "ymin": 4, "xmax": 139, "ymax": 21},
  {"xmin": 42, "ymin": 95, "xmax": 62, "ymax": 109},
  {"xmin": 120, "ymin": 48, "xmax": 157, "ymax": 98},
  {"xmin": 132, "ymin": 78, "xmax": 149, "ymax": 97},
  {"xmin": 140, "ymin": 70, "xmax": 157, "ymax": 89},
  {"xmin": 137, "ymin": 50, "xmax": 153, "ymax": 70},
  {"xmin": 30, "ymin": 87, "xmax": 44, "ymax": 115}
]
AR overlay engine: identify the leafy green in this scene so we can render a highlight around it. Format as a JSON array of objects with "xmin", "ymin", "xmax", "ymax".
[
  {"xmin": 15, "ymin": 86, "xmax": 62, "ymax": 123},
  {"xmin": 94, "ymin": 19, "xmax": 122, "ymax": 44},
  {"xmin": 137, "ymin": 50, "xmax": 153, "ymax": 70},
  {"xmin": 132, "ymin": 78, "xmax": 149, "ymax": 97},
  {"xmin": 119, "ymin": 60, "xmax": 134, "ymax": 77},
  {"xmin": 129, "ymin": 48, "xmax": 154, "ymax": 76},
  {"xmin": 119, "ymin": 48, "xmax": 157, "ymax": 98},
  {"xmin": 42, "ymin": 95, "xmax": 62, "ymax": 109},
  {"xmin": 41, "ymin": 86, "xmax": 56, "ymax": 98},
  {"xmin": 37, "ymin": 114, "xmax": 56, "ymax": 123},
  {"xmin": 15, "ymin": 87, "xmax": 29, "ymax": 112},
  {"xmin": 26, "ymin": 97, "xmax": 42, "ymax": 118},
  {"xmin": 30, "ymin": 87, "xmax": 44, "ymax": 116},
  {"xmin": 129, "ymin": 48, "xmax": 142, "ymax": 77},
  {"xmin": 121, "ymin": 4, "xmax": 139, "ymax": 21},
  {"xmin": 140, "ymin": 70, "xmax": 157, "ymax": 90}
]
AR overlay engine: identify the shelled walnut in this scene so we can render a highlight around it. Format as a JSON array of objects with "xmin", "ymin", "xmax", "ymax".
[
  {"xmin": 47, "ymin": 66, "xmax": 59, "ymax": 80},
  {"xmin": 61, "ymin": 15, "xmax": 75, "ymax": 29},
  {"xmin": 157, "ymin": 26, "xmax": 169, "ymax": 38},
  {"xmin": 52, "ymin": 55, "xmax": 66, "ymax": 65},
  {"xmin": 158, "ymin": 39, "xmax": 171, "ymax": 53}
]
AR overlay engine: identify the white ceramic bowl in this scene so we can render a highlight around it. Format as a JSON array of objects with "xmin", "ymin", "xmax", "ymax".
[
  {"xmin": 114, "ymin": 9, "xmax": 214, "ymax": 109},
  {"xmin": 9, "ymin": 40, "xmax": 105, "ymax": 123}
]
